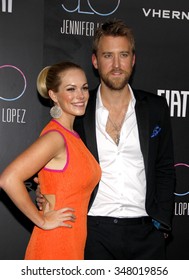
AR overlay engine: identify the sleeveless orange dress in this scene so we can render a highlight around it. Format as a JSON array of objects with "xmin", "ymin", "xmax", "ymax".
[{"xmin": 24, "ymin": 119, "xmax": 101, "ymax": 260}]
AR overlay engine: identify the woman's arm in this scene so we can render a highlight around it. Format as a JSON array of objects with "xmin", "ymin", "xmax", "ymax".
[{"xmin": 0, "ymin": 131, "xmax": 75, "ymax": 229}]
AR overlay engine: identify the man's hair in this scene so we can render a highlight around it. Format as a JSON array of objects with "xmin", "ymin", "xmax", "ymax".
[{"xmin": 92, "ymin": 19, "xmax": 135, "ymax": 55}]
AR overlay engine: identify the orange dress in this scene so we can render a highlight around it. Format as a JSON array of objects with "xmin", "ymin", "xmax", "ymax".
[{"xmin": 24, "ymin": 119, "xmax": 101, "ymax": 260}]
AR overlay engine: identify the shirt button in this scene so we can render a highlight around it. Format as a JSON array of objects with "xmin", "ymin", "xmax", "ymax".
[{"xmin": 114, "ymin": 219, "xmax": 118, "ymax": 224}]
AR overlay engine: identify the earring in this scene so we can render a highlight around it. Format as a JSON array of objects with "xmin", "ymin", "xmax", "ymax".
[{"xmin": 50, "ymin": 105, "xmax": 62, "ymax": 118}]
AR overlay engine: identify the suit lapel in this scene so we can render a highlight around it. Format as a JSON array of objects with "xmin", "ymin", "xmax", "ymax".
[
  {"xmin": 134, "ymin": 90, "xmax": 150, "ymax": 175},
  {"xmin": 83, "ymin": 89, "xmax": 100, "ymax": 208},
  {"xmin": 83, "ymin": 89, "xmax": 99, "ymax": 162}
]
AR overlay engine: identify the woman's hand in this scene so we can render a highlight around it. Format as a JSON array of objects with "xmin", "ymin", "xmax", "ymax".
[
  {"xmin": 34, "ymin": 177, "xmax": 76, "ymax": 230},
  {"xmin": 34, "ymin": 177, "xmax": 46, "ymax": 210},
  {"xmin": 40, "ymin": 205, "xmax": 76, "ymax": 230}
]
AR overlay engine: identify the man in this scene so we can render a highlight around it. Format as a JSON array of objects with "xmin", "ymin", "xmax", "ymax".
[{"xmin": 37, "ymin": 19, "xmax": 175, "ymax": 259}]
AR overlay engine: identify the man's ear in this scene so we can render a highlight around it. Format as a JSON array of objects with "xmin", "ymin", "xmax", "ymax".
[
  {"xmin": 132, "ymin": 54, "xmax": 136, "ymax": 68},
  {"xmin": 92, "ymin": 54, "xmax": 98, "ymax": 69}
]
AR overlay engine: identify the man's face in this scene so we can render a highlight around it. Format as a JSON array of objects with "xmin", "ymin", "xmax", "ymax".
[{"xmin": 92, "ymin": 35, "xmax": 135, "ymax": 91}]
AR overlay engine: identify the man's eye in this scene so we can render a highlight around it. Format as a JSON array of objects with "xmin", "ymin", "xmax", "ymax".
[
  {"xmin": 121, "ymin": 53, "xmax": 129, "ymax": 57},
  {"xmin": 104, "ymin": 54, "xmax": 111, "ymax": 58}
]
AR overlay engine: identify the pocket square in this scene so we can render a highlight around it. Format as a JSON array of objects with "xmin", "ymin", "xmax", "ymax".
[{"xmin": 151, "ymin": 126, "xmax": 161, "ymax": 138}]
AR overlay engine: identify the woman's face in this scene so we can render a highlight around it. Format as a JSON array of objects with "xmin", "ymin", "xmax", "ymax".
[{"xmin": 52, "ymin": 68, "xmax": 89, "ymax": 117}]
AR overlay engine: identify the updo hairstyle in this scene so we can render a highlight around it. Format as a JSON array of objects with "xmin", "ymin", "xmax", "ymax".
[{"xmin": 36, "ymin": 61, "xmax": 83, "ymax": 99}]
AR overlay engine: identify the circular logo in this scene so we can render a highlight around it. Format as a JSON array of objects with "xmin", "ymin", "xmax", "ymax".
[
  {"xmin": 174, "ymin": 163, "xmax": 189, "ymax": 196},
  {"xmin": 0, "ymin": 64, "xmax": 27, "ymax": 101},
  {"xmin": 62, "ymin": 0, "xmax": 121, "ymax": 16},
  {"xmin": 87, "ymin": 0, "xmax": 121, "ymax": 16}
]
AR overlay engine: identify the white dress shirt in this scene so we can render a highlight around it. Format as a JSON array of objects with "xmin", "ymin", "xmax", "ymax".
[{"xmin": 88, "ymin": 85, "xmax": 148, "ymax": 218}]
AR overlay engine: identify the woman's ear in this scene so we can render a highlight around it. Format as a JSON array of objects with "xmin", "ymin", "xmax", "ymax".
[{"xmin": 48, "ymin": 90, "xmax": 58, "ymax": 103}]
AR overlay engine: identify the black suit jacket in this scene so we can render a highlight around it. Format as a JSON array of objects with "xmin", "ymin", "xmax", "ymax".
[{"xmin": 74, "ymin": 87, "xmax": 176, "ymax": 232}]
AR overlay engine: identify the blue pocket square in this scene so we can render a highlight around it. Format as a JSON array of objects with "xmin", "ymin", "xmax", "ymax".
[
  {"xmin": 152, "ymin": 219, "xmax": 161, "ymax": 229},
  {"xmin": 151, "ymin": 126, "xmax": 161, "ymax": 138}
]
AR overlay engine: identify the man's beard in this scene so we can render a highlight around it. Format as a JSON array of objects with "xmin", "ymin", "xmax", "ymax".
[{"xmin": 100, "ymin": 69, "xmax": 131, "ymax": 91}]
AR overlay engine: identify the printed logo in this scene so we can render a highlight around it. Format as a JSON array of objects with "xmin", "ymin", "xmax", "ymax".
[
  {"xmin": 174, "ymin": 163, "xmax": 189, "ymax": 216},
  {"xmin": 1, "ymin": 0, "xmax": 12, "ymax": 13},
  {"xmin": 157, "ymin": 89, "xmax": 189, "ymax": 118},
  {"xmin": 61, "ymin": 0, "xmax": 120, "ymax": 16},
  {"xmin": 0, "ymin": 65, "xmax": 27, "ymax": 101},
  {"xmin": 142, "ymin": 8, "xmax": 189, "ymax": 21}
]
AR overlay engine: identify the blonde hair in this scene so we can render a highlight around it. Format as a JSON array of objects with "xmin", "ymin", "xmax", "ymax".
[
  {"xmin": 36, "ymin": 62, "xmax": 84, "ymax": 99},
  {"xmin": 36, "ymin": 66, "xmax": 50, "ymax": 99}
]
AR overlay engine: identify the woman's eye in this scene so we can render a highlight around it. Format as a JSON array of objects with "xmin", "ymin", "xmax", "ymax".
[
  {"xmin": 83, "ymin": 86, "xmax": 89, "ymax": 91},
  {"xmin": 67, "ymin": 88, "xmax": 75, "ymax": 92}
]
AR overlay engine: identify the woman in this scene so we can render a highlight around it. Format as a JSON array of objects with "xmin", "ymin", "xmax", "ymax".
[{"xmin": 0, "ymin": 61, "xmax": 101, "ymax": 259}]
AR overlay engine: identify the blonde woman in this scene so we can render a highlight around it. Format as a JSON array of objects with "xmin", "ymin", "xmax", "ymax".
[{"xmin": 0, "ymin": 61, "xmax": 101, "ymax": 259}]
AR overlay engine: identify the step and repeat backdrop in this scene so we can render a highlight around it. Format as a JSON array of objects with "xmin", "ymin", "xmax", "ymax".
[{"xmin": 0, "ymin": 0, "xmax": 189, "ymax": 259}]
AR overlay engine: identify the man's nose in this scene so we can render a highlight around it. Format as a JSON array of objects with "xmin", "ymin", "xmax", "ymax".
[{"xmin": 112, "ymin": 55, "xmax": 121, "ymax": 68}]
